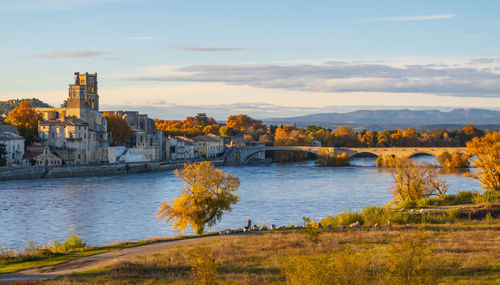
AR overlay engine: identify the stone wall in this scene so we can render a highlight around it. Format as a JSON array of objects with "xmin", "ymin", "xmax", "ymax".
[{"xmin": 0, "ymin": 159, "xmax": 224, "ymax": 181}]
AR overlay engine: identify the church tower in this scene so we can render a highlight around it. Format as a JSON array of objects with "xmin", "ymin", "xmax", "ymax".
[{"xmin": 66, "ymin": 72, "xmax": 99, "ymax": 120}]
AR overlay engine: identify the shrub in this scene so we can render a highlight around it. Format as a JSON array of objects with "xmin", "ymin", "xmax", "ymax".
[
  {"xmin": 188, "ymin": 245, "xmax": 218, "ymax": 285},
  {"xmin": 360, "ymin": 206, "xmax": 387, "ymax": 226},
  {"xmin": 321, "ymin": 211, "xmax": 364, "ymax": 227},
  {"xmin": 303, "ymin": 217, "xmax": 321, "ymax": 248},
  {"xmin": 472, "ymin": 191, "xmax": 499, "ymax": 207},
  {"xmin": 385, "ymin": 230, "xmax": 438, "ymax": 285},
  {"xmin": 52, "ymin": 232, "xmax": 87, "ymax": 253}
]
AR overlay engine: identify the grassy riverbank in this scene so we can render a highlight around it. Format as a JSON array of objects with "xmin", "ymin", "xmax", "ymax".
[
  {"xmin": 43, "ymin": 220, "xmax": 500, "ymax": 284},
  {"xmin": 0, "ymin": 233, "xmax": 217, "ymax": 274}
]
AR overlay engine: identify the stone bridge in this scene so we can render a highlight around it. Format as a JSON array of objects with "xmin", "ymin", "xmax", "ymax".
[{"xmin": 227, "ymin": 146, "xmax": 466, "ymax": 164}]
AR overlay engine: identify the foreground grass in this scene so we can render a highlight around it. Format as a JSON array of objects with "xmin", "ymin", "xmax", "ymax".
[
  {"xmin": 43, "ymin": 220, "xmax": 500, "ymax": 284},
  {"xmin": 0, "ymin": 233, "xmax": 217, "ymax": 274}
]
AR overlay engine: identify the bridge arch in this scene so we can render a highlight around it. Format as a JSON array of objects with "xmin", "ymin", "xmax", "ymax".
[
  {"xmin": 350, "ymin": 151, "xmax": 379, "ymax": 158},
  {"xmin": 242, "ymin": 147, "xmax": 320, "ymax": 162},
  {"xmin": 408, "ymin": 152, "xmax": 439, "ymax": 158}
]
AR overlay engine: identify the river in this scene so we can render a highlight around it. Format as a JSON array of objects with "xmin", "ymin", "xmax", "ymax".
[{"xmin": 0, "ymin": 155, "xmax": 481, "ymax": 250}]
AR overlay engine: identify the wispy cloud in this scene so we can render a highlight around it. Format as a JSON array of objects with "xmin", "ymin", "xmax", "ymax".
[
  {"xmin": 122, "ymin": 36, "xmax": 166, "ymax": 41},
  {"xmin": 30, "ymin": 51, "xmax": 113, "ymax": 58},
  {"xmin": 360, "ymin": 14, "xmax": 455, "ymax": 23},
  {"xmin": 464, "ymin": 34, "xmax": 485, "ymax": 40},
  {"xmin": 173, "ymin": 45, "xmax": 245, "ymax": 52},
  {"xmin": 125, "ymin": 59, "xmax": 500, "ymax": 98}
]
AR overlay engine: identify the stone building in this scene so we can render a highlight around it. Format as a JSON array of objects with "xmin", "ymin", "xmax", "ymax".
[
  {"xmin": 36, "ymin": 72, "xmax": 109, "ymax": 165},
  {"xmin": 104, "ymin": 111, "xmax": 164, "ymax": 162},
  {"xmin": 0, "ymin": 131, "xmax": 25, "ymax": 166},
  {"xmin": 24, "ymin": 145, "xmax": 62, "ymax": 166},
  {"xmin": 191, "ymin": 134, "xmax": 225, "ymax": 158}
]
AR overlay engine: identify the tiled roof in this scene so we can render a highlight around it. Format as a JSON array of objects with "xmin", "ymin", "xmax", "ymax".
[
  {"xmin": 39, "ymin": 116, "xmax": 88, "ymax": 127},
  {"xmin": 0, "ymin": 131, "xmax": 23, "ymax": 141}
]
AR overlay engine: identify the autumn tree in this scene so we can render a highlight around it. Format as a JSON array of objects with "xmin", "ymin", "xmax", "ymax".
[
  {"xmin": 218, "ymin": 126, "xmax": 234, "ymax": 137},
  {"xmin": 226, "ymin": 114, "xmax": 265, "ymax": 132},
  {"xmin": 103, "ymin": 112, "xmax": 133, "ymax": 146},
  {"xmin": 5, "ymin": 100, "xmax": 42, "ymax": 142},
  {"xmin": 466, "ymin": 131, "xmax": 500, "ymax": 193},
  {"xmin": 391, "ymin": 158, "xmax": 448, "ymax": 204},
  {"xmin": 157, "ymin": 161, "xmax": 240, "ymax": 234},
  {"xmin": 437, "ymin": 151, "xmax": 470, "ymax": 168}
]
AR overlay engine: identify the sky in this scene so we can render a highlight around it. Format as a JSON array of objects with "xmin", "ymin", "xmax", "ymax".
[{"xmin": 0, "ymin": 0, "xmax": 499, "ymax": 119}]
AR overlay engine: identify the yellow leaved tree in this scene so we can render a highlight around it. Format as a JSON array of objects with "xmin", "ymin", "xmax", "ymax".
[
  {"xmin": 157, "ymin": 161, "xmax": 240, "ymax": 234},
  {"xmin": 466, "ymin": 131, "xmax": 500, "ymax": 193},
  {"xmin": 5, "ymin": 100, "xmax": 42, "ymax": 142}
]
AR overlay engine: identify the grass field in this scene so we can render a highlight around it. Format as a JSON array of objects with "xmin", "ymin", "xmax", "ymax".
[{"xmin": 43, "ymin": 219, "xmax": 500, "ymax": 284}]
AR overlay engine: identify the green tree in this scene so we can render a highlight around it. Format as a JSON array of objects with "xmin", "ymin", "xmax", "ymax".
[
  {"xmin": 466, "ymin": 131, "xmax": 500, "ymax": 193},
  {"xmin": 5, "ymin": 100, "xmax": 42, "ymax": 142},
  {"xmin": 157, "ymin": 161, "xmax": 240, "ymax": 234},
  {"xmin": 0, "ymin": 144, "xmax": 6, "ymax": 166}
]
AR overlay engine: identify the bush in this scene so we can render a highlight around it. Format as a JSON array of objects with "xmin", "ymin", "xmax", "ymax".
[
  {"xmin": 360, "ymin": 206, "xmax": 387, "ymax": 226},
  {"xmin": 52, "ymin": 232, "xmax": 87, "ymax": 253},
  {"xmin": 472, "ymin": 191, "xmax": 499, "ymax": 206},
  {"xmin": 321, "ymin": 211, "xmax": 364, "ymax": 227},
  {"xmin": 188, "ymin": 245, "xmax": 218, "ymax": 285}
]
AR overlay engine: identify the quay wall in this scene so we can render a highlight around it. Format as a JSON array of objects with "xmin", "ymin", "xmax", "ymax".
[{"xmin": 0, "ymin": 159, "xmax": 224, "ymax": 181}]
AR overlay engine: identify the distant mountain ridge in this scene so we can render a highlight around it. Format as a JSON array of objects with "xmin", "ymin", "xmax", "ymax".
[
  {"xmin": 263, "ymin": 108, "xmax": 500, "ymax": 130},
  {"xmin": 0, "ymin": 98, "xmax": 52, "ymax": 116}
]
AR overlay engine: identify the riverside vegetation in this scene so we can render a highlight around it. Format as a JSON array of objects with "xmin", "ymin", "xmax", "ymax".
[{"xmin": 1, "ymin": 131, "xmax": 498, "ymax": 283}]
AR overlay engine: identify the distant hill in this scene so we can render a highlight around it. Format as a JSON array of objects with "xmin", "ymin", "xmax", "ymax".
[
  {"xmin": 0, "ymin": 98, "xmax": 52, "ymax": 116},
  {"xmin": 263, "ymin": 108, "xmax": 500, "ymax": 131}
]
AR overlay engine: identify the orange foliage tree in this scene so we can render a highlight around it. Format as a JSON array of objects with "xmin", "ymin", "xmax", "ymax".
[
  {"xmin": 157, "ymin": 162, "xmax": 240, "ymax": 234},
  {"xmin": 103, "ymin": 112, "xmax": 133, "ymax": 146},
  {"xmin": 466, "ymin": 131, "xmax": 500, "ymax": 193},
  {"xmin": 5, "ymin": 100, "xmax": 42, "ymax": 142}
]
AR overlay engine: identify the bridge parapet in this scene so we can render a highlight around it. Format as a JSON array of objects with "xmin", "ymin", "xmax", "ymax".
[{"xmin": 225, "ymin": 146, "xmax": 466, "ymax": 164}]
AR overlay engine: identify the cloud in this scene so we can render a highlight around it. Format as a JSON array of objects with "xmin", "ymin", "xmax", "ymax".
[
  {"xmin": 173, "ymin": 45, "xmax": 245, "ymax": 52},
  {"xmin": 125, "ymin": 59, "xmax": 500, "ymax": 97},
  {"xmin": 30, "ymin": 51, "xmax": 113, "ymax": 58},
  {"xmin": 360, "ymin": 14, "xmax": 455, "ymax": 23},
  {"xmin": 122, "ymin": 36, "xmax": 166, "ymax": 41}
]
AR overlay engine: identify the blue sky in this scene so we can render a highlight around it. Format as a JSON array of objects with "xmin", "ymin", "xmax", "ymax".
[{"xmin": 1, "ymin": 0, "xmax": 499, "ymax": 119}]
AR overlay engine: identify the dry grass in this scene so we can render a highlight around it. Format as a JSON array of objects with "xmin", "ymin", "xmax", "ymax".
[{"xmin": 43, "ymin": 221, "xmax": 500, "ymax": 284}]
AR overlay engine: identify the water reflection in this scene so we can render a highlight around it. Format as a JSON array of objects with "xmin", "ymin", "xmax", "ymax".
[{"xmin": 0, "ymin": 161, "xmax": 481, "ymax": 250}]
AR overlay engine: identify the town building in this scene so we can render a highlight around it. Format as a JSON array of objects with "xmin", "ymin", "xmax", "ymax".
[
  {"xmin": 191, "ymin": 134, "xmax": 225, "ymax": 158},
  {"xmin": 0, "ymin": 131, "xmax": 25, "ymax": 166},
  {"xmin": 36, "ymin": 72, "xmax": 109, "ymax": 165},
  {"xmin": 104, "ymin": 111, "xmax": 164, "ymax": 163},
  {"xmin": 23, "ymin": 145, "xmax": 62, "ymax": 166}
]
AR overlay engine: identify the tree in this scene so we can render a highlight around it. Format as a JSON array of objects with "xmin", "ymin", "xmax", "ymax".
[
  {"xmin": 466, "ymin": 131, "xmax": 500, "ymax": 193},
  {"xmin": 226, "ymin": 114, "xmax": 265, "ymax": 132},
  {"xmin": 5, "ymin": 100, "xmax": 42, "ymax": 142},
  {"xmin": 157, "ymin": 161, "xmax": 240, "ymax": 234},
  {"xmin": 0, "ymin": 144, "xmax": 6, "ymax": 166},
  {"xmin": 218, "ymin": 126, "xmax": 234, "ymax": 137},
  {"xmin": 102, "ymin": 112, "xmax": 133, "ymax": 146},
  {"xmin": 390, "ymin": 158, "xmax": 448, "ymax": 204}
]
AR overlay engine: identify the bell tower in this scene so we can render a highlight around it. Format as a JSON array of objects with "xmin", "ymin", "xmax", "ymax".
[{"xmin": 65, "ymin": 72, "xmax": 99, "ymax": 120}]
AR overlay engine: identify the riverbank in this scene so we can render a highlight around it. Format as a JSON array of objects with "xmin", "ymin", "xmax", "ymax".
[
  {"xmin": 2, "ymin": 219, "xmax": 498, "ymax": 284},
  {"xmin": 0, "ymin": 159, "xmax": 224, "ymax": 181},
  {"xmin": 1, "ymin": 202, "xmax": 498, "ymax": 283}
]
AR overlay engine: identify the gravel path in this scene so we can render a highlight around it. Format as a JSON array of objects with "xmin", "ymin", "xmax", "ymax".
[{"xmin": 0, "ymin": 233, "xmax": 254, "ymax": 284}]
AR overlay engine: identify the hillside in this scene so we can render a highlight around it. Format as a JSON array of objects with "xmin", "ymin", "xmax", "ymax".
[
  {"xmin": 263, "ymin": 108, "xmax": 500, "ymax": 130},
  {"xmin": 0, "ymin": 98, "xmax": 52, "ymax": 116}
]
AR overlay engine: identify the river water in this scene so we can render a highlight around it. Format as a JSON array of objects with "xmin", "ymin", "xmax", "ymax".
[{"xmin": 0, "ymin": 156, "xmax": 481, "ymax": 250}]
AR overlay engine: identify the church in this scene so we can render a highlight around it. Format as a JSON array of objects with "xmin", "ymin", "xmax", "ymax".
[{"xmin": 36, "ymin": 73, "xmax": 109, "ymax": 165}]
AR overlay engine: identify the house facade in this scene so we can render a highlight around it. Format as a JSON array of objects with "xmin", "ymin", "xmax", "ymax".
[{"xmin": 0, "ymin": 131, "xmax": 25, "ymax": 166}]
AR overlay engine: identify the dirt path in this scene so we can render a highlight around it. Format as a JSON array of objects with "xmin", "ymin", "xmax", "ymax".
[{"xmin": 0, "ymin": 233, "xmax": 255, "ymax": 284}]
